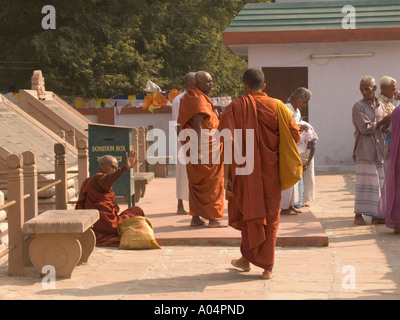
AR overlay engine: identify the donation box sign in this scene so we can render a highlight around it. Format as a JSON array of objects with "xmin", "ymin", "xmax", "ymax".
[{"xmin": 88, "ymin": 123, "xmax": 135, "ymax": 207}]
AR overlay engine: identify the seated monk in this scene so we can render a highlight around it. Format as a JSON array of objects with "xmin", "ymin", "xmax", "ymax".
[{"xmin": 75, "ymin": 150, "xmax": 145, "ymax": 246}]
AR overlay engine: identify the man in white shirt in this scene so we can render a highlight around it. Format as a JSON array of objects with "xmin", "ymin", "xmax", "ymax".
[{"xmin": 171, "ymin": 72, "xmax": 195, "ymax": 214}]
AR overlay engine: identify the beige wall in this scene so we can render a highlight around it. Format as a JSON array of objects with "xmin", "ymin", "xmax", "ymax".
[{"xmin": 249, "ymin": 40, "xmax": 400, "ymax": 170}]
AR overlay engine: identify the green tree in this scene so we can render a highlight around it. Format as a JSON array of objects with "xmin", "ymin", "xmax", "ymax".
[
  {"xmin": 157, "ymin": 0, "xmax": 257, "ymax": 97},
  {"xmin": 0, "ymin": 0, "xmax": 268, "ymax": 99},
  {"xmin": 0, "ymin": 0, "xmax": 45, "ymax": 91}
]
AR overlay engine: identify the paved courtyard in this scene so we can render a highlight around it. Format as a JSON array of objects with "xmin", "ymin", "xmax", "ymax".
[{"xmin": 1, "ymin": 171, "xmax": 400, "ymax": 300}]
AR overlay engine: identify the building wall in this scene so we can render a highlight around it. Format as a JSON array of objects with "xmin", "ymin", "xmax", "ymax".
[
  {"xmin": 116, "ymin": 112, "xmax": 174, "ymax": 155},
  {"xmin": 249, "ymin": 40, "xmax": 400, "ymax": 170}
]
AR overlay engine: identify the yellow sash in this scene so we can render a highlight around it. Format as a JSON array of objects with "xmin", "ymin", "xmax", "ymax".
[{"xmin": 275, "ymin": 99, "xmax": 303, "ymax": 190}]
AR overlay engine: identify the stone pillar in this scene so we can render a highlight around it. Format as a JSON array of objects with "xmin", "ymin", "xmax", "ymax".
[
  {"xmin": 54, "ymin": 143, "xmax": 68, "ymax": 210},
  {"xmin": 7, "ymin": 154, "xmax": 25, "ymax": 276},
  {"xmin": 22, "ymin": 151, "xmax": 37, "ymax": 266},
  {"xmin": 57, "ymin": 130, "xmax": 66, "ymax": 140},
  {"xmin": 0, "ymin": 191, "xmax": 7, "ymax": 251},
  {"xmin": 31, "ymin": 70, "xmax": 46, "ymax": 100},
  {"xmin": 22, "ymin": 151, "xmax": 38, "ymax": 222},
  {"xmin": 146, "ymin": 125, "xmax": 155, "ymax": 174},
  {"xmin": 132, "ymin": 128, "xmax": 140, "ymax": 173},
  {"xmin": 0, "ymin": 191, "xmax": 6, "ymax": 222},
  {"xmin": 31, "ymin": 70, "xmax": 45, "ymax": 90},
  {"xmin": 66, "ymin": 129, "xmax": 76, "ymax": 148},
  {"xmin": 77, "ymin": 139, "xmax": 89, "ymax": 191},
  {"xmin": 138, "ymin": 126, "xmax": 147, "ymax": 172}
]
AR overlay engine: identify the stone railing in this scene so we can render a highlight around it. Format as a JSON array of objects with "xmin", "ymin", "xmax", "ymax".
[{"xmin": 0, "ymin": 142, "xmax": 89, "ymax": 276}]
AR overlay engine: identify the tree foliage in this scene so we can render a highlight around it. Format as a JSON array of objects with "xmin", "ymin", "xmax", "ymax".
[{"xmin": 0, "ymin": 0, "xmax": 268, "ymax": 99}]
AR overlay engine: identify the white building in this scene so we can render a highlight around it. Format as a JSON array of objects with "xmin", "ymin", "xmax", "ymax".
[{"xmin": 223, "ymin": 0, "xmax": 400, "ymax": 170}]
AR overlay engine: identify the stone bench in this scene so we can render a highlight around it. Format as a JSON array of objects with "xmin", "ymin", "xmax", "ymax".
[
  {"xmin": 23, "ymin": 209, "xmax": 99, "ymax": 278},
  {"xmin": 134, "ymin": 172, "xmax": 154, "ymax": 203}
]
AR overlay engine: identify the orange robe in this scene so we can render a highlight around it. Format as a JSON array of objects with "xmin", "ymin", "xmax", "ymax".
[
  {"xmin": 75, "ymin": 167, "xmax": 145, "ymax": 246},
  {"xmin": 177, "ymin": 86, "xmax": 224, "ymax": 221},
  {"xmin": 218, "ymin": 92, "xmax": 300, "ymax": 271}
]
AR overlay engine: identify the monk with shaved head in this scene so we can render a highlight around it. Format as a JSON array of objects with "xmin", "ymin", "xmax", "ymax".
[
  {"xmin": 76, "ymin": 150, "xmax": 145, "ymax": 246},
  {"xmin": 178, "ymin": 71, "xmax": 226, "ymax": 228},
  {"xmin": 219, "ymin": 68, "xmax": 302, "ymax": 279}
]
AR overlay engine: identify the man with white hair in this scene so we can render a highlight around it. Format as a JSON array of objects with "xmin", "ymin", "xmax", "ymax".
[
  {"xmin": 378, "ymin": 76, "xmax": 398, "ymax": 166},
  {"xmin": 352, "ymin": 76, "xmax": 392, "ymax": 225},
  {"xmin": 378, "ymin": 76, "xmax": 397, "ymax": 114}
]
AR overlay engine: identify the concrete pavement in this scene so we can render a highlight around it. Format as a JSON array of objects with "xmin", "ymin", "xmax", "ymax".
[{"xmin": 1, "ymin": 171, "xmax": 400, "ymax": 300}]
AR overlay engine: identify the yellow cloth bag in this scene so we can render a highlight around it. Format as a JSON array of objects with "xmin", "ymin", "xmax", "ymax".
[
  {"xmin": 118, "ymin": 216, "xmax": 161, "ymax": 250},
  {"xmin": 275, "ymin": 99, "xmax": 303, "ymax": 190}
]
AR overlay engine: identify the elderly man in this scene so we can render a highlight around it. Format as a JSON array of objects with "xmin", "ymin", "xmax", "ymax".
[
  {"xmin": 76, "ymin": 150, "xmax": 145, "ymax": 246},
  {"xmin": 171, "ymin": 72, "xmax": 195, "ymax": 215},
  {"xmin": 177, "ymin": 71, "xmax": 225, "ymax": 228},
  {"xmin": 378, "ymin": 76, "xmax": 397, "ymax": 114},
  {"xmin": 378, "ymin": 76, "xmax": 397, "ymax": 166},
  {"xmin": 219, "ymin": 68, "xmax": 302, "ymax": 279},
  {"xmin": 353, "ymin": 76, "xmax": 392, "ymax": 226}
]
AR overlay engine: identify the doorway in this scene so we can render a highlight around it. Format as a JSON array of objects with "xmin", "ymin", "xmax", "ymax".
[{"xmin": 262, "ymin": 67, "xmax": 309, "ymax": 122}]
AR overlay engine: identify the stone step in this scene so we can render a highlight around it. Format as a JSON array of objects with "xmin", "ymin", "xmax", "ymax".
[
  {"xmin": 119, "ymin": 177, "xmax": 329, "ymax": 248},
  {"xmin": 119, "ymin": 202, "xmax": 328, "ymax": 248}
]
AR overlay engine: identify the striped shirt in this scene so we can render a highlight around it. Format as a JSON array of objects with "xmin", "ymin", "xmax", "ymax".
[{"xmin": 352, "ymin": 97, "xmax": 386, "ymax": 163}]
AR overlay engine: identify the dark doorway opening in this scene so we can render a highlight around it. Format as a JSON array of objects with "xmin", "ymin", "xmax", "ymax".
[{"xmin": 262, "ymin": 67, "xmax": 309, "ymax": 122}]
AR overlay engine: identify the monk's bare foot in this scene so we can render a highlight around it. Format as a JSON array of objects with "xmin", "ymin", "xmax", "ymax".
[
  {"xmin": 262, "ymin": 270, "xmax": 274, "ymax": 280},
  {"xmin": 177, "ymin": 208, "xmax": 188, "ymax": 215},
  {"xmin": 354, "ymin": 214, "xmax": 367, "ymax": 225},
  {"xmin": 394, "ymin": 229, "xmax": 400, "ymax": 234},
  {"xmin": 231, "ymin": 257, "xmax": 251, "ymax": 272},
  {"xmin": 190, "ymin": 216, "xmax": 206, "ymax": 227},
  {"xmin": 371, "ymin": 217, "xmax": 385, "ymax": 225},
  {"xmin": 208, "ymin": 220, "xmax": 227, "ymax": 228},
  {"xmin": 290, "ymin": 206, "xmax": 302, "ymax": 214},
  {"xmin": 280, "ymin": 208, "xmax": 298, "ymax": 215}
]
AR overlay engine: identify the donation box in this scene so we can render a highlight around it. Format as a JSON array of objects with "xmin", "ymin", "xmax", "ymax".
[{"xmin": 88, "ymin": 123, "xmax": 135, "ymax": 207}]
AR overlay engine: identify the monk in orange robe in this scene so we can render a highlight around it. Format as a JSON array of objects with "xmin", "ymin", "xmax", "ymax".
[
  {"xmin": 75, "ymin": 151, "xmax": 145, "ymax": 246},
  {"xmin": 177, "ymin": 71, "xmax": 226, "ymax": 228},
  {"xmin": 218, "ymin": 68, "xmax": 301, "ymax": 279}
]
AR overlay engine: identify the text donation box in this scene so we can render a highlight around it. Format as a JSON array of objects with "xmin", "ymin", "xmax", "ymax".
[{"xmin": 88, "ymin": 123, "xmax": 135, "ymax": 207}]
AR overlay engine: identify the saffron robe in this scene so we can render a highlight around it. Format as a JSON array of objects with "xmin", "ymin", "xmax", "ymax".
[
  {"xmin": 177, "ymin": 86, "xmax": 224, "ymax": 221},
  {"xmin": 75, "ymin": 167, "xmax": 145, "ymax": 246},
  {"xmin": 218, "ymin": 93, "xmax": 301, "ymax": 271}
]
